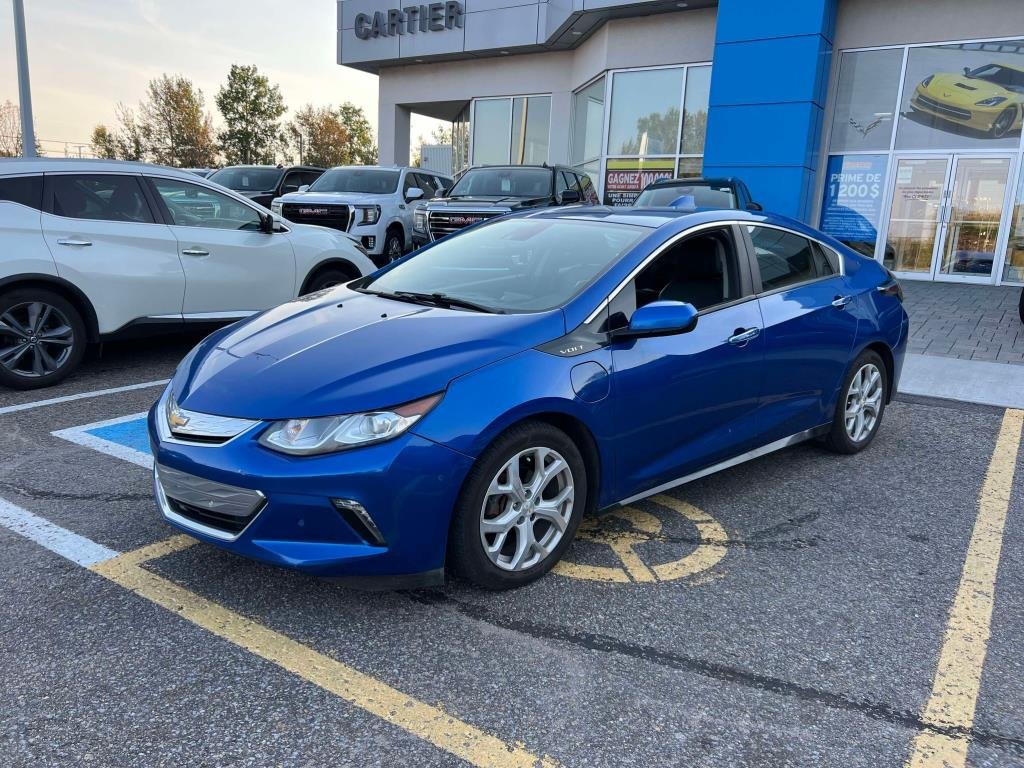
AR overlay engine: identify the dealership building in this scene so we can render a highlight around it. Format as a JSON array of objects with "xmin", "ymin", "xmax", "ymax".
[{"xmin": 337, "ymin": 0, "xmax": 1024, "ymax": 287}]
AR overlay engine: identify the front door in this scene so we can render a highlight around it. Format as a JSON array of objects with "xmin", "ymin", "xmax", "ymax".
[{"xmin": 881, "ymin": 155, "xmax": 1014, "ymax": 283}]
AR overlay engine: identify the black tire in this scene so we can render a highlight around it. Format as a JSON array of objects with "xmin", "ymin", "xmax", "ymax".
[
  {"xmin": 383, "ymin": 227, "xmax": 404, "ymax": 263},
  {"xmin": 302, "ymin": 268, "xmax": 352, "ymax": 295},
  {"xmin": 1018, "ymin": 287, "xmax": 1024, "ymax": 324},
  {"xmin": 0, "ymin": 288, "xmax": 86, "ymax": 390},
  {"xmin": 823, "ymin": 349, "xmax": 888, "ymax": 455},
  {"xmin": 448, "ymin": 421, "xmax": 588, "ymax": 590},
  {"xmin": 989, "ymin": 107, "xmax": 1017, "ymax": 139}
]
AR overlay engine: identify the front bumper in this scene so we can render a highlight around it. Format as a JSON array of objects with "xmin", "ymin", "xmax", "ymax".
[
  {"xmin": 148, "ymin": 398, "xmax": 474, "ymax": 582},
  {"xmin": 911, "ymin": 88, "xmax": 1005, "ymax": 131}
]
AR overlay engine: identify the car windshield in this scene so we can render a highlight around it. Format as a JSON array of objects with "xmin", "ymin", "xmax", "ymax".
[
  {"xmin": 208, "ymin": 167, "xmax": 282, "ymax": 192},
  {"xmin": 448, "ymin": 168, "xmax": 552, "ymax": 198},
  {"xmin": 310, "ymin": 168, "xmax": 400, "ymax": 194},
  {"xmin": 966, "ymin": 64, "xmax": 1024, "ymax": 92},
  {"xmin": 361, "ymin": 217, "xmax": 647, "ymax": 313},
  {"xmin": 635, "ymin": 183, "xmax": 738, "ymax": 209}
]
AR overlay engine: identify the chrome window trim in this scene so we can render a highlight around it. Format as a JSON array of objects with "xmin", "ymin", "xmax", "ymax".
[
  {"xmin": 742, "ymin": 221, "xmax": 846, "ymax": 277},
  {"xmin": 42, "ymin": 172, "xmax": 162, "ymax": 226}
]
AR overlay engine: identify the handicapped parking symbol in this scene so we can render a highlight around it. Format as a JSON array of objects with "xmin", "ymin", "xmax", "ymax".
[{"xmin": 553, "ymin": 494, "xmax": 728, "ymax": 584}]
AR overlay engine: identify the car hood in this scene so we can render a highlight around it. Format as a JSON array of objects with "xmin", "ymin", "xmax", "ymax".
[
  {"xmin": 174, "ymin": 288, "xmax": 565, "ymax": 420},
  {"xmin": 923, "ymin": 73, "xmax": 1011, "ymax": 103},
  {"xmin": 276, "ymin": 191, "xmax": 389, "ymax": 205}
]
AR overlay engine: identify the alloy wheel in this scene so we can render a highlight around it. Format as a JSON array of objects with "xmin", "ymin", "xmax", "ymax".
[
  {"xmin": 479, "ymin": 446, "xmax": 575, "ymax": 572},
  {"xmin": 0, "ymin": 301, "xmax": 75, "ymax": 378},
  {"xmin": 845, "ymin": 363, "xmax": 883, "ymax": 443},
  {"xmin": 992, "ymin": 108, "xmax": 1015, "ymax": 139},
  {"xmin": 387, "ymin": 235, "xmax": 403, "ymax": 260}
]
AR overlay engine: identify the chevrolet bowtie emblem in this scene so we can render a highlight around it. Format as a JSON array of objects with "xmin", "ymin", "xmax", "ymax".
[{"xmin": 168, "ymin": 405, "xmax": 190, "ymax": 429}]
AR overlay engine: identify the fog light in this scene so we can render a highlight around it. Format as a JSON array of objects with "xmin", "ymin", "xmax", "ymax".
[
  {"xmin": 331, "ymin": 498, "xmax": 386, "ymax": 546},
  {"xmin": 361, "ymin": 236, "xmax": 376, "ymax": 250}
]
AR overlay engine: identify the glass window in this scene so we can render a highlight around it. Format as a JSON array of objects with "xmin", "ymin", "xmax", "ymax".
[
  {"xmin": 578, "ymin": 172, "xmax": 599, "ymax": 204},
  {"xmin": 747, "ymin": 226, "xmax": 826, "ymax": 291},
  {"xmin": 819, "ymin": 154, "xmax": 889, "ymax": 258},
  {"xmin": 362, "ymin": 218, "xmax": 647, "ymax": 313},
  {"xmin": 413, "ymin": 173, "xmax": 438, "ymax": 198},
  {"xmin": 604, "ymin": 227, "xmax": 744, "ymax": 331},
  {"xmin": 571, "ymin": 77, "xmax": 606, "ymax": 165},
  {"xmin": 1003, "ymin": 164, "xmax": 1024, "ymax": 283},
  {"xmin": 829, "ymin": 49, "xmax": 904, "ymax": 152},
  {"xmin": 454, "ymin": 103, "xmax": 471, "ymax": 174},
  {"xmin": 677, "ymin": 157, "xmax": 703, "ymax": 177},
  {"xmin": 281, "ymin": 172, "xmax": 305, "ymax": 194},
  {"xmin": 448, "ymin": 167, "xmax": 552, "ymax": 198},
  {"xmin": 896, "ymin": 41, "xmax": 1024, "ymax": 150},
  {"xmin": 607, "ymin": 68, "xmax": 684, "ymax": 156},
  {"xmin": 635, "ymin": 181, "xmax": 738, "ymax": 208},
  {"xmin": 310, "ymin": 168, "xmax": 400, "ymax": 194},
  {"xmin": 0, "ymin": 175, "xmax": 42, "ymax": 210},
  {"xmin": 208, "ymin": 167, "xmax": 283, "ymax": 193},
  {"xmin": 603, "ymin": 157, "xmax": 676, "ymax": 206},
  {"xmin": 51, "ymin": 174, "xmax": 154, "ymax": 223},
  {"xmin": 472, "ymin": 99, "xmax": 511, "ymax": 165},
  {"xmin": 812, "ymin": 242, "xmax": 838, "ymax": 276},
  {"xmin": 680, "ymin": 65, "xmax": 711, "ymax": 155},
  {"xmin": 511, "ymin": 96, "xmax": 551, "ymax": 164},
  {"xmin": 151, "ymin": 178, "xmax": 261, "ymax": 230}
]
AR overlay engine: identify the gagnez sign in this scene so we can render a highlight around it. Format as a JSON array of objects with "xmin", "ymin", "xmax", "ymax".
[{"xmin": 354, "ymin": 1, "xmax": 464, "ymax": 39}]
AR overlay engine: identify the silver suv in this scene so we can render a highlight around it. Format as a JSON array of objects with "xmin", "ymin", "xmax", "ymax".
[{"xmin": 272, "ymin": 166, "xmax": 453, "ymax": 266}]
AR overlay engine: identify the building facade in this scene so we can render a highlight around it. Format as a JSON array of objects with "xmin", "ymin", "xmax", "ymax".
[{"xmin": 338, "ymin": 0, "xmax": 1024, "ymax": 286}]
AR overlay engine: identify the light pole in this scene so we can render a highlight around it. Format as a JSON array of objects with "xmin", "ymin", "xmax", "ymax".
[{"xmin": 12, "ymin": 0, "xmax": 37, "ymax": 157}]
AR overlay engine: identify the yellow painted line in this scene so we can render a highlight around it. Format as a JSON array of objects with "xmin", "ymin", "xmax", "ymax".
[
  {"xmin": 91, "ymin": 537, "xmax": 560, "ymax": 768},
  {"xmin": 650, "ymin": 495, "xmax": 729, "ymax": 582},
  {"xmin": 906, "ymin": 408, "xmax": 1023, "ymax": 768}
]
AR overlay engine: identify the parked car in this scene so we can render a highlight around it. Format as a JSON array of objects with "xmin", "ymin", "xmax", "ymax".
[
  {"xmin": 184, "ymin": 168, "xmax": 216, "ymax": 179},
  {"xmin": 412, "ymin": 164, "xmax": 599, "ymax": 247},
  {"xmin": 0, "ymin": 159, "xmax": 375, "ymax": 389},
  {"xmin": 208, "ymin": 165, "xmax": 325, "ymax": 209},
  {"xmin": 149, "ymin": 207, "xmax": 908, "ymax": 589},
  {"xmin": 635, "ymin": 176, "xmax": 762, "ymax": 210},
  {"xmin": 910, "ymin": 63, "xmax": 1024, "ymax": 139},
  {"xmin": 272, "ymin": 166, "xmax": 453, "ymax": 267}
]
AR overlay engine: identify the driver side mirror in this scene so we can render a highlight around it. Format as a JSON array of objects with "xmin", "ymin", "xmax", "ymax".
[
  {"xmin": 259, "ymin": 212, "xmax": 275, "ymax": 234},
  {"xmin": 558, "ymin": 189, "xmax": 582, "ymax": 205},
  {"xmin": 611, "ymin": 301, "xmax": 699, "ymax": 339},
  {"xmin": 963, "ymin": 66, "xmax": 972, "ymax": 75},
  {"xmin": 298, "ymin": 184, "xmax": 310, "ymax": 193},
  {"xmin": 746, "ymin": 201, "xmax": 763, "ymax": 211},
  {"xmin": 406, "ymin": 187, "xmax": 424, "ymax": 202}
]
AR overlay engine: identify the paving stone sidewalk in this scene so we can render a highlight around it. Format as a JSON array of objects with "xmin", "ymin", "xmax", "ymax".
[{"xmin": 903, "ymin": 281, "xmax": 1024, "ymax": 365}]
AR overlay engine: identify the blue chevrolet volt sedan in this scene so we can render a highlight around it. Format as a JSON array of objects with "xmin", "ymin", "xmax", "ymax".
[{"xmin": 149, "ymin": 207, "xmax": 908, "ymax": 589}]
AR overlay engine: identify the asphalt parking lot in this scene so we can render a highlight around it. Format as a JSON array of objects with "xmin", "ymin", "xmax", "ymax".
[{"xmin": 1, "ymin": 338, "xmax": 1023, "ymax": 768}]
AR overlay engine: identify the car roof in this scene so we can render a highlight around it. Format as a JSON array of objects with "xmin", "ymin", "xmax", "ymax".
[
  {"xmin": 519, "ymin": 204, "xmax": 822, "ymax": 235},
  {"xmin": 644, "ymin": 176, "xmax": 743, "ymax": 188},
  {"xmin": 0, "ymin": 157, "xmax": 209, "ymax": 180}
]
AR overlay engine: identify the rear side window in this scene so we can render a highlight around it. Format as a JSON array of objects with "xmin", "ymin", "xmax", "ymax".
[
  {"xmin": 814, "ymin": 242, "xmax": 841, "ymax": 275},
  {"xmin": 50, "ymin": 174, "xmax": 155, "ymax": 223},
  {"xmin": 747, "ymin": 226, "xmax": 831, "ymax": 292},
  {"xmin": 0, "ymin": 175, "xmax": 43, "ymax": 210},
  {"xmin": 578, "ymin": 174, "xmax": 599, "ymax": 204}
]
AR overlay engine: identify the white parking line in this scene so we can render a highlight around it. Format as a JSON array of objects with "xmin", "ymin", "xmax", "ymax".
[
  {"xmin": 51, "ymin": 412, "xmax": 153, "ymax": 469},
  {"xmin": 0, "ymin": 379, "xmax": 169, "ymax": 416},
  {"xmin": 0, "ymin": 497, "xmax": 118, "ymax": 566}
]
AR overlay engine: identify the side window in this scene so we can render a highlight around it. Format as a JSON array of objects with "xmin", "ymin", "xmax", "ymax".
[
  {"xmin": 603, "ymin": 227, "xmax": 745, "ymax": 331},
  {"xmin": 814, "ymin": 242, "xmax": 841, "ymax": 275},
  {"xmin": 281, "ymin": 171, "xmax": 304, "ymax": 194},
  {"xmin": 150, "ymin": 178, "xmax": 261, "ymax": 231},
  {"xmin": 555, "ymin": 171, "xmax": 573, "ymax": 196},
  {"xmin": 578, "ymin": 174, "xmax": 599, "ymax": 204},
  {"xmin": 0, "ymin": 175, "xmax": 42, "ymax": 210},
  {"xmin": 413, "ymin": 173, "xmax": 436, "ymax": 199},
  {"xmin": 747, "ymin": 226, "xmax": 825, "ymax": 292},
  {"xmin": 50, "ymin": 174, "xmax": 154, "ymax": 223},
  {"xmin": 301, "ymin": 170, "xmax": 322, "ymax": 187},
  {"xmin": 402, "ymin": 172, "xmax": 416, "ymax": 196}
]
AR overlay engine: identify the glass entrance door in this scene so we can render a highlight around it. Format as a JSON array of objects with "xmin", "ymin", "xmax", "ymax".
[
  {"xmin": 881, "ymin": 155, "xmax": 1014, "ymax": 282},
  {"xmin": 935, "ymin": 156, "xmax": 1013, "ymax": 281}
]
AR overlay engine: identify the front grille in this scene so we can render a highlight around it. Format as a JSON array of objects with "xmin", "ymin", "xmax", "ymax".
[
  {"xmin": 427, "ymin": 210, "xmax": 504, "ymax": 240},
  {"xmin": 157, "ymin": 464, "xmax": 265, "ymax": 537},
  {"xmin": 915, "ymin": 93, "xmax": 972, "ymax": 121},
  {"xmin": 166, "ymin": 497, "xmax": 256, "ymax": 535},
  {"xmin": 281, "ymin": 203, "xmax": 351, "ymax": 231}
]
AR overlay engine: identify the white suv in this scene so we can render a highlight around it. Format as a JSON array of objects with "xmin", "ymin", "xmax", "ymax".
[
  {"xmin": 0, "ymin": 158, "xmax": 375, "ymax": 389},
  {"xmin": 271, "ymin": 166, "xmax": 453, "ymax": 266}
]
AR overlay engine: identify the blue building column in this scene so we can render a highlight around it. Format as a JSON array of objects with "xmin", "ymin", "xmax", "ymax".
[{"xmin": 702, "ymin": 0, "xmax": 837, "ymax": 222}]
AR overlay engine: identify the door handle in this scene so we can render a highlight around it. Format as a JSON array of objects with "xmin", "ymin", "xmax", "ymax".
[
  {"xmin": 182, "ymin": 248, "xmax": 210, "ymax": 257},
  {"xmin": 832, "ymin": 295, "xmax": 853, "ymax": 309},
  {"xmin": 56, "ymin": 238, "xmax": 92, "ymax": 247},
  {"xmin": 727, "ymin": 327, "xmax": 760, "ymax": 346}
]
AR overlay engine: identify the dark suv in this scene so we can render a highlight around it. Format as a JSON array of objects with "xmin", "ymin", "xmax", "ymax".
[
  {"xmin": 208, "ymin": 165, "xmax": 325, "ymax": 209},
  {"xmin": 634, "ymin": 177, "xmax": 762, "ymax": 211},
  {"xmin": 412, "ymin": 164, "xmax": 598, "ymax": 246}
]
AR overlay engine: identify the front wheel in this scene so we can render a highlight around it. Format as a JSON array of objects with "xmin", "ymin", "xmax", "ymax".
[
  {"xmin": 989, "ymin": 107, "xmax": 1017, "ymax": 139},
  {"xmin": 383, "ymin": 228, "xmax": 404, "ymax": 263},
  {"xmin": 824, "ymin": 350, "xmax": 888, "ymax": 454},
  {"xmin": 448, "ymin": 421, "xmax": 587, "ymax": 589},
  {"xmin": 0, "ymin": 289, "xmax": 86, "ymax": 390}
]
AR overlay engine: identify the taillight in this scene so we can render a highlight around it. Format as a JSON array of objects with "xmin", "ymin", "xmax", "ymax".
[{"xmin": 878, "ymin": 271, "xmax": 904, "ymax": 303}]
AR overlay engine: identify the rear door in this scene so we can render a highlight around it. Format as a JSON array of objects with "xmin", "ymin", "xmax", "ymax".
[
  {"xmin": 745, "ymin": 224, "xmax": 859, "ymax": 440},
  {"xmin": 147, "ymin": 176, "xmax": 295, "ymax": 318},
  {"xmin": 40, "ymin": 173, "xmax": 184, "ymax": 333}
]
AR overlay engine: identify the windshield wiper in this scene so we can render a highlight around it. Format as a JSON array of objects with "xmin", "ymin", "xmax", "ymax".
[{"xmin": 362, "ymin": 289, "xmax": 501, "ymax": 314}]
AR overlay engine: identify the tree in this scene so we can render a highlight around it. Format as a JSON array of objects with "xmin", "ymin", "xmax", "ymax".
[
  {"xmin": 411, "ymin": 123, "xmax": 453, "ymax": 166},
  {"xmin": 138, "ymin": 74, "xmax": 218, "ymax": 167},
  {"xmin": 0, "ymin": 100, "xmax": 39, "ymax": 157},
  {"xmin": 618, "ymin": 107, "xmax": 680, "ymax": 155},
  {"xmin": 90, "ymin": 124, "xmax": 118, "ymax": 159},
  {"xmin": 91, "ymin": 103, "xmax": 147, "ymax": 161},
  {"xmin": 215, "ymin": 64, "xmax": 287, "ymax": 165},
  {"xmin": 287, "ymin": 102, "xmax": 377, "ymax": 167}
]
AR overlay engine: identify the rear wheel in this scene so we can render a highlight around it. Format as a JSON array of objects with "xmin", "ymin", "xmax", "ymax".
[
  {"xmin": 448, "ymin": 421, "xmax": 587, "ymax": 589},
  {"xmin": 0, "ymin": 288, "xmax": 86, "ymax": 390},
  {"xmin": 824, "ymin": 349, "xmax": 888, "ymax": 454}
]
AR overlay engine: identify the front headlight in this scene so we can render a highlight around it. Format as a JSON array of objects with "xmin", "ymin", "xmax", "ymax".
[
  {"xmin": 920, "ymin": 75, "xmax": 934, "ymax": 88},
  {"xmin": 975, "ymin": 96, "xmax": 1007, "ymax": 107},
  {"xmin": 271, "ymin": 201, "xmax": 283, "ymax": 215},
  {"xmin": 259, "ymin": 393, "xmax": 442, "ymax": 455},
  {"xmin": 356, "ymin": 205, "xmax": 380, "ymax": 225},
  {"xmin": 413, "ymin": 208, "xmax": 427, "ymax": 233}
]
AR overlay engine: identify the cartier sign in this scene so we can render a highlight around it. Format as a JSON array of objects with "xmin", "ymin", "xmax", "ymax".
[{"xmin": 354, "ymin": 2, "xmax": 464, "ymax": 39}]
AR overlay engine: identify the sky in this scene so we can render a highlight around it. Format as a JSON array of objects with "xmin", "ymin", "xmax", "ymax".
[{"xmin": 0, "ymin": 0, "xmax": 442, "ymax": 159}]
